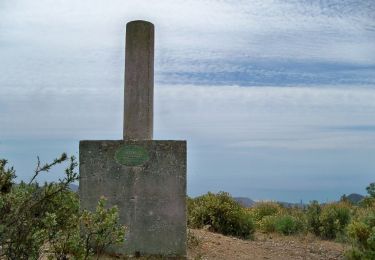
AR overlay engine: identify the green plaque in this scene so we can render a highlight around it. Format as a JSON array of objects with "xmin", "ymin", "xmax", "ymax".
[{"xmin": 115, "ymin": 145, "xmax": 149, "ymax": 166}]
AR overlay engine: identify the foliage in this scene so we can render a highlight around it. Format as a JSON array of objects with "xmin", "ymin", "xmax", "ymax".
[
  {"xmin": 0, "ymin": 155, "xmax": 125, "ymax": 259},
  {"xmin": 306, "ymin": 200, "xmax": 322, "ymax": 236},
  {"xmin": 366, "ymin": 183, "xmax": 375, "ymax": 198},
  {"xmin": 359, "ymin": 197, "xmax": 375, "ymax": 208},
  {"xmin": 188, "ymin": 184, "xmax": 375, "ymax": 259},
  {"xmin": 0, "ymin": 159, "xmax": 16, "ymax": 194},
  {"xmin": 248, "ymin": 202, "xmax": 281, "ymax": 223},
  {"xmin": 319, "ymin": 202, "xmax": 351, "ymax": 239},
  {"xmin": 258, "ymin": 215, "xmax": 278, "ymax": 233},
  {"xmin": 188, "ymin": 192, "xmax": 255, "ymax": 239},
  {"xmin": 340, "ymin": 194, "xmax": 350, "ymax": 204},
  {"xmin": 345, "ymin": 207, "xmax": 375, "ymax": 259},
  {"xmin": 80, "ymin": 198, "xmax": 126, "ymax": 258},
  {"xmin": 274, "ymin": 215, "xmax": 304, "ymax": 235}
]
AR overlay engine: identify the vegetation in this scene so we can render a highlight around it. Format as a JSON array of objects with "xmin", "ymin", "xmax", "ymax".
[
  {"xmin": 0, "ymin": 155, "xmax": 125, "ymax": 259},
  {"xmin": 366, "ymin": 182, "xmax": 375, "ymax": 198},
  {"xmin": 188, "ymin": 192, "xmax": 255, "ymax": 239},
  {"xmin": 306, "ymin": 200, "xmax": 322, "ymax": 236},
  {"xmin": 2, "ymin": 153, "xmax": 375, "ymax": 259},
  {"xmin": 187, "ymin": 183, "xmax": 375, "ymax": 258},
  {"xmin": 248, "ymin": 201, "xmax": 281, "ymax": 223},
  {"xmin": 274, "ymin": 215, "xmax": 304, "ymax": 235},
  {"xmin": 319, "ymin": 202, "xmax": 351, "ymax": 239},
  {"xmin": 258, "ymin": 215, "xmax": 278, "ymax": 233},
  {"xmin": 345, "ymin": 183, "xmax": 375, "ymax": 260}
]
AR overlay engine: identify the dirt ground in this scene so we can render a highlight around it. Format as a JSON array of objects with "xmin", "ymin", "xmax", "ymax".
[
  {"xmin": 188, "ymin": 229, "xmax": 348, "ymax": 260},
  {"xmin": 58, "ymin": 229, "xmax": 348, "ymax": 260}
]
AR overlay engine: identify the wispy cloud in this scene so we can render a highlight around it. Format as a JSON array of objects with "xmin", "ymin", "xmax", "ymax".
[
  {"xmin": 322, "ymin": 125, "xmax": 375, "ymax": 132},
  {"xmin": 157, "ymin": 60, "xmax": 375, "ymax": 86},
  {"xmin": 1, "ymin": 0, "xmax": 374, "ymax": 90},
  {"xmin": 2, "ymin": 84, "xmax": 375, "ymax": 150},
  {"xmin": 155, "ymin": 85, "xmax": 375, "ymax": 149}
]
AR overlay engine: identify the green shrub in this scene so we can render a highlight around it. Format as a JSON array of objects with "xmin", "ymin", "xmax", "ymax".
[
  {"xmin": 80, "ymin": 198, "xmax": 126, "ymax": 258},
  {"xmin": 359, "ymin": 197, "xmax": 375, "ymax": 208},
  {"xmin": 188, "ymin": 192, "xmax": 255, "ymax": 239},
  {"xmin": 0, "ymin": 155, "xmax": 126, "ymax": 259},
  {"xmin": 306, "ymin": 200, "xmax": 322, "ymax": 236},
  {"xmin": 274, "ymin": 215, "xmax": 304, "ymax": 235},
  {"xmin": 366, "ymin": 183, "xmax": 375, "ymax": 198},
  {"xmin": 259, "ymin": 215, "xmax": 277, "ymax": 233},
  {"xmin": 319, "ymin": 202, "xmax": 351, "ymax": 239},
  {"xmin": 249, "ymin": 202, "xmax": 281, "ymax": 222},
  {"xmin": 345, "ymin": 208, "xmax": 375, "ymax": 259}
]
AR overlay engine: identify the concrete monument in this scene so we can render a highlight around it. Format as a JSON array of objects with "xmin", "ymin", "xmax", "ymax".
[{"xmin": 79, "ymin": 20, "xmax": 187, "ymax": 258}]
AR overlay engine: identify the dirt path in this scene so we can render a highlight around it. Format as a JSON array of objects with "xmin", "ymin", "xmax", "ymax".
[{"xmin": 188, "ymin": 229, "xmax": 348, "ymax": 260}]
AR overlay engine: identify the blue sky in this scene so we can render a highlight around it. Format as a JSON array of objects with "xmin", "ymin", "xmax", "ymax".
[{"xmin": 1, "ymin": 0, "xmax": 375, "ymax": 202}]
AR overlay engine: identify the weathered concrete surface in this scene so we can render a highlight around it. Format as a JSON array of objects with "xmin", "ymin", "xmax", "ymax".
[
  {"xmin": 124, "ymin": 21, "xmax": 154, "ymax": 140},
  {"xmin": 79, "ymin": 140, "xmax": 186, "ymax": 257}
]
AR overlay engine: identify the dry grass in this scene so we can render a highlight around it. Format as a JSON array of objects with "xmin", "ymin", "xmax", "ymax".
[{"xmin": 188, "ymin": 229, "xmax": 348, "ymax": 260}]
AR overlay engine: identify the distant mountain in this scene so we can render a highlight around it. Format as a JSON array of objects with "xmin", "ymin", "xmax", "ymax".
[
  {"xmin": 234, "ymin": 197, "xmax": 256, "ymax": 207},
  {"xmin": 346, "ymin": 193, "xmax": 364, "ymax": 204}
]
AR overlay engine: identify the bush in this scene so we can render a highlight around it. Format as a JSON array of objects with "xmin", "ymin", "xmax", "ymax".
[
  {"xmin": 319, "ymin": 202, "xmax": 351, "ymax": 239},
  {"xmin": 249, "ymin": 202, "xmax": 281, "ymax": 222},
  {"xmin": 274, "ymin": 215, "xmax": 304, "ymax": 235},
  {"xmin": 0, "ymin": 155, "xmax": 126, "ymax": 259},
  {"xmin": 306, "ymin": 200, "xmax": 322, "ymax": 236},
  {"xmin": 359, "ymin": 197, "xmax": 375, "ymax": 208},
  {"xmin": 259, "ymin": 215, "xmax": 277, "ymax": 233},
  {"xmin": 80, "ymin": 198, "xmax": 126, "ymax": 258},
  {"xmin": 366, "ymin": 183, "xmax": 375, "ymax": 198},
  {"xmin": 346, "ymin": 208, "xmax": 375, "ymax": 259},
  {"xmin": 188, "ymin": 192, "xmax": 255, "ymax": 239},
  {"xmin": 346, "ymin": 181, "xmax": 375, "ymax": 259}
]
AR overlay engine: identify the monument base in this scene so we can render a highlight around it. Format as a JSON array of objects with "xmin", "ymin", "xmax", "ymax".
[{"xmin": 79, "ymin": 140, "xmax": 187, "ymax": 258}]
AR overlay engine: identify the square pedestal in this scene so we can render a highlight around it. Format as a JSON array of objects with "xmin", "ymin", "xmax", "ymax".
[{"xmin": 79, "ymin": 140, "xmax": 186, "ymax": 257}]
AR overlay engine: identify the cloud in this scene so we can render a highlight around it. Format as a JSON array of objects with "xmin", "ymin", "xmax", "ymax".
[
  {"xmin": 155, "ymin": 85, "xmax": 375, "ymax": 149},
  {"xmin": 157, "ymin": 60, "xmax": 375, "ymax": 86},
  {"xmin": 322, "ymin": 125, "xmax": 375, "ymax": 132},
  {"xmin": 2, "ymin": 84, "xmax": 375, "ymax": 150},
  {"xmin": 1, "ymin": 0, "xmax": 374, "ymax": 92}
]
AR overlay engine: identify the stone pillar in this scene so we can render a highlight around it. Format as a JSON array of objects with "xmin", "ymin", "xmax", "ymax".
[
  {"xmin": 124, "ymin": 20, "xmax": 154, "ymax": 140},
  {"xmin": 80, "ymin": 20, "xmax": 187, "ymax": 258}
]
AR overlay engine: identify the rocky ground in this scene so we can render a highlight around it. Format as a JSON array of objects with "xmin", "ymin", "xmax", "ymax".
[{"xmin": 188, "ymin": 229, "xmax": 348, "ymax": 260}]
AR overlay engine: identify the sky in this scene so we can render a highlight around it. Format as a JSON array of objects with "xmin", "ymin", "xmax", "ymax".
[{"xmin": 1, "ymin": 0, "xmax": 375, "ymax": 203}]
